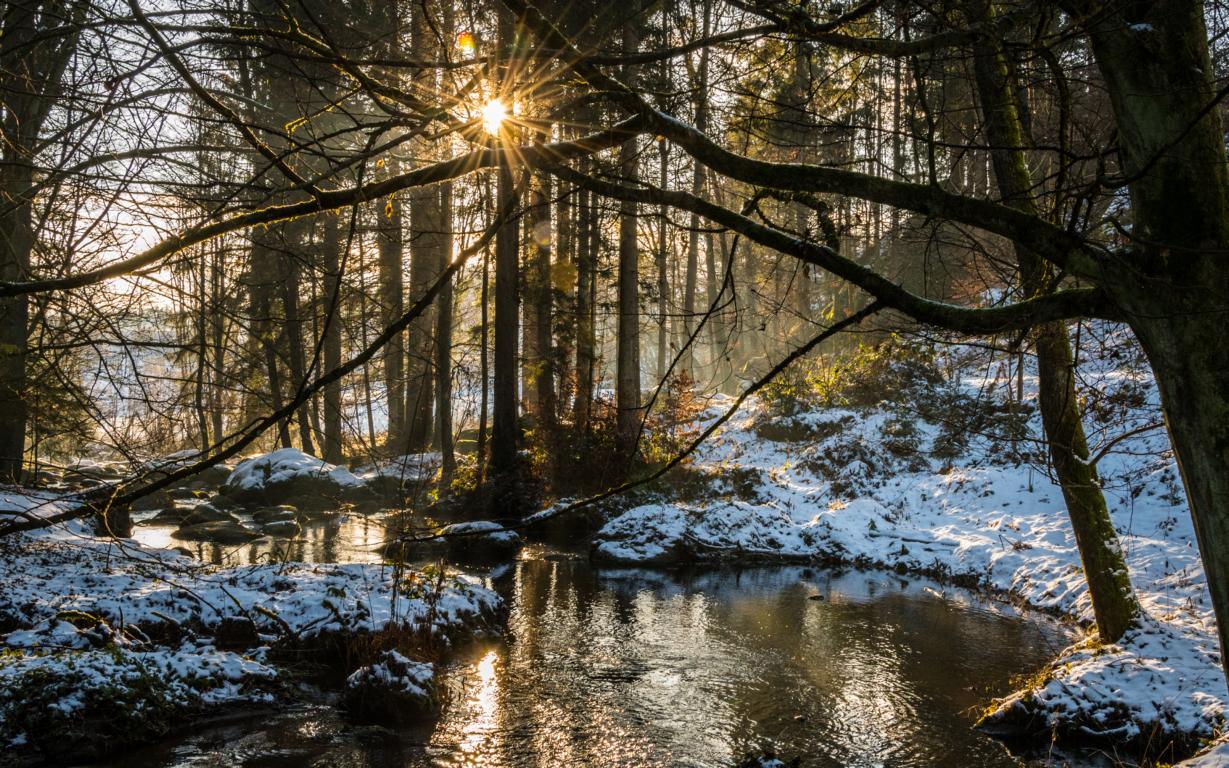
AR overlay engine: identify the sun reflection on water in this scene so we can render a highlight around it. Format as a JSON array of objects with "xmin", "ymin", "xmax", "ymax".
[{"xmin": 456, "ymin": 650, "xmax": 501, "ymax": 762}]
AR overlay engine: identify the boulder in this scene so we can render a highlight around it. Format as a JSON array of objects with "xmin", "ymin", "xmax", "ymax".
[
  {"xmin": 142, "ymin": 451, "xmax": 235, "ymax": 488},
  {"xmin": 171, "ymin": 521, "xmax": 262, "ymax": 544},
  {"xmin": 441, "ymin": 521, "xmax": 522, "ymax": 563},
  {"xmin": 219, "ymin": 448, "xmax": 366, "ymax": 508},
  {"xmin": 178, "ymin": 504, "xmax": 238, "ymax": 527},
  {"xmin": 261, "ymin": 520, "xmax": 301, "ymax": 538},
  {"xmin": 343, "ymin": 651, "xmax": 439, "ymax": 724},
  {"xmin": 352, "ymin": 453, "xmax": 441, "ymax": 499},
  {"xmin": 206, "ymin": 493, "xmax": 239, "ymax": 512},
  {"xmin": 131, "ymin": 490, "xmax": 175, "ymax": 513},
  {"xmin": 382, "ymin": 521, "xmax": 521, "ymax": 564},
  {"xmin": 250, "ymin": 505, "xmax": 297, "ymax": 523}
]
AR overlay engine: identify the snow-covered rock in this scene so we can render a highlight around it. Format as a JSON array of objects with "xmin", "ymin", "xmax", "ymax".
[
  {"xmin": 220, "ymin": 448, "xmax": 368, "ymax": 507},
  {"xmin": 343, "ymin": 650, "xmax": 438, "ymax": 723},
  {"xmin": 353, "ymin": 453, "xmax": 442, "ymax": 497},
  {"xmin": 0, "ymin": 516, "xmax": 502, "ymax": 761}
]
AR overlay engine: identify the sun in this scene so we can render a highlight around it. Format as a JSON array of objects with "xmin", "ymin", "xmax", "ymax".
[{"xmin": 482, "ymin": 99, "xmax": 508, "ymax": 136}]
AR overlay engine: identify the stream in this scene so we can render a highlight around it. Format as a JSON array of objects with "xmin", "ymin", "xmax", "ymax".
[{"xmin": 120, "ymin": 515, "xmax": 1088, "ymax": 767}]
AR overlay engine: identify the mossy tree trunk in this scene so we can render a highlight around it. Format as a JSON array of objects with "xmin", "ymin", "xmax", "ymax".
[
  {"xmin": 970, "ymin": 8, "xmax": 1139, "ymax": 641},
  {"xmin": 1065, "ymin": 0, "xmax": 1229, "ymax": 664}
]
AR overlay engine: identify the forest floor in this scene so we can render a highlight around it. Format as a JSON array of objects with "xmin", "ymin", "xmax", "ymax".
[{"xmin": 581, "ymin": 323, "xmax": 1226, "ymax": 763}]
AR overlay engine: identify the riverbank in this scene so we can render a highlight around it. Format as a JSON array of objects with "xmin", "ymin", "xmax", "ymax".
[
  {"xmin": 0, "ymin": 507, "xmax": 500, "ymax": 764},
  {"xmin": 579, "ymin": 328, "xmax": 1226, "ymax": 762}
]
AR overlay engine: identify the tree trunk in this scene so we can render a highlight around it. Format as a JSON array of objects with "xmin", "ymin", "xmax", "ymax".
[
  {"xmin": 0, "ymin": 2, "xmax": 81, "ymax": 482},
  {"xmin": 656, "ymin": 138, "xmax": 671, "ymax": 383},
  {"xmin": 405, "ymin": 196, "xmax": 436, "ymax": 455},
  {"xmin": 435, "ymin": 183, "xmax": 456, "ymax": 477},
  {"xmin": 574, "ymin": 156, "xmax": 597, "ymax": 433},
  {"xmin": 971, "ymin": 15, "xmax": 1139, "ymax": 642},
  {"xmin": 278, "ymin": 229, "xmax": 316, "ymax": 455},
  {"xmin": 491, "ymin": 4, "xmax": 520, "ymax": 476},
  {"xmin": 615, "ymin": 18, "xmax": 642, "ymax": 460},
  {"xmin": 1069, "ymin": 0, "xmax": 1229, "ymax": 667},
  {"xmin": 0, "ymin": 153, "xmax": 32, "ymax": 482},
  {"xmin": 249, "ymin": 236, "xmax": 292, "ymax": 448},
  {"xmin": 377, "ymin": 191, "xmax": 406, "ymax": 453},
  {"xmin": 525, "ymin": 140, "xmax": 556, "ymax": 432},
  {"xmin": 320, "ymin": 213, "xmax": 344, "ymax": 463}
]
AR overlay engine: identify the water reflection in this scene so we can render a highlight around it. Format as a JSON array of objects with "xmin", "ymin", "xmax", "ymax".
[
  {"xmin": 112, "ymin": 552, "xmax": 1084, "ymax": 768},
  {"xmin": 420, "ymin": 559, "xmax": 1073, "ymax": 768},
  {"xmin": 132, "ymin": 513, "xmax": 387, "ymax": 566}
]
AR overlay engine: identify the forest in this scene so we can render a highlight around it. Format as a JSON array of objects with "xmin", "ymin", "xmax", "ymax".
[{"xmin": 2, "ymin": 0, "xmax": 1229, "ymax": 766}]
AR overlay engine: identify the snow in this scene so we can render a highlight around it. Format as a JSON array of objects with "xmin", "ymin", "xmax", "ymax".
[
  {"xmin": 589, "ymin": 324, "xmax": 1227, "ymax": 756},
  {"xmin": 0, "ymin": 514, "xmax": 500, "ymax": 751},
  {"xmin": 353, "ymin": 452, "xmax": 441, "ymax": 484},
  {"xmin": 440, "ymin": 520, "xmax": 520, "ymax": 543},
  {"xmin": 346, "ymin": 650, "xmax": 435, "ymax": 698},
  {"xmin": 225, "ymin": 448, "xmax": 363, "ymax": 492}
]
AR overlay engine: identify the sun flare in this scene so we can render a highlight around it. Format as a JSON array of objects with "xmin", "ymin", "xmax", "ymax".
[{"xmin": 482, "ymin": 98, "xmax": 508, "ymax": 135}]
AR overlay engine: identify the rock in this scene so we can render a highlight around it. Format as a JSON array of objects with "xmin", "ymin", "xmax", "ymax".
[
  {"xmin": 353, "ymin": 453, "xmax": 441, "ymax": 499},
  {"xmin": 143, "ymin": 452, "xmax": 234, "ymax": 488},
  {"xmin": 261, "ymin": 520, "xmax": 301, "ymax": 538},
  {"xmin": 206, "ymin": 494, "xmax": 239, "ymax": 512},
  {"xmin": 171, "ymin": 521, "xmax": 262, "ymax": 544},
  {"xmin": 343, "ymin": 651, "xmax": 439, "ymax": 724},
  {"xmin": 381, "ymin": 521, "xmax": 521, "ymax": 564},
  {"xmin": 178, "ymin": 504, "xmax": 237, "ymax": 527},
  {"xmin": 251, "ymin": 505, "xmax": 298, "ymax": 524},
  {"xmin": 441, "ymin": 521, "xmax": 522, "ymax": 563},
  {"xmin": 168, "ymin": 487, "xmax": 209, "ymax": 501},
  {"xmin": 32, "ymin": 469, "xmax": 63, "ymax": 486},
  {"xmin": 143, "ymin": 502, "xmax": 201, "ymax": 525},
  {"xmin": 220, "ymin": 448, "xmax": 366, "ymax": 507},
  {"xmin": 130, "ymin": 490, "xmax": 174, "ymax": 512}
]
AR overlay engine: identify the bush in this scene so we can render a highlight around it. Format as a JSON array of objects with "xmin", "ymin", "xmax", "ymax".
[{"xmin": 760, "ymin": 336, "xmax": 945, "ymax": 416}]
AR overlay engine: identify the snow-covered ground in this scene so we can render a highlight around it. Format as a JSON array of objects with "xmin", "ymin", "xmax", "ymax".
[
  {"xmin": 0, "ymin": 512, "xmax": 500, "ymax": 759},
  {"xmin": 587, "ymin": 325, "xmax": 1225, "ymax": 760}
]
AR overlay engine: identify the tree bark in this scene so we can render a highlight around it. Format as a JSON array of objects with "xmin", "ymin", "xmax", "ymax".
[
  {"xmin": 970, "ymin": 11, "xmax": 1139, "ymax": 642},
  {"xmin": 491, "ymin": 7, "xmax": 521, "ymax": 477},
  {"xmin": 320, "ymin": 212, "xmax": 344, "ymax": 464},
  {"xmin": 574, "ymin": 156, "xmax": 596, "ymax": 433},
  {"xmin": 1068, "ymin": 0, "xmax": 1229, "ymax": 665},
  {"xmin": 377, "ymin": 191, "xmax": 406, "ymax": 453},
  {"xmin": 615, "ymin": 18, "xmax": 643, "ymax": 460},
  {"xmin": 0, "ymin": 1, "xmax": 82, "ymax": 481},
  {"xmin": 435, "ymin": 183, "xmax": 456, "ymax": 476}
]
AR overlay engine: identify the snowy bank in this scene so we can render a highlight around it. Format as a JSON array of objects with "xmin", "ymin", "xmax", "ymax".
[
  {"xmin": 0, "ymin": 517, "xmax": 500, "ymax": 761},
  {"xmin": 588, "ymin": 329, "xmax": 1226, "ymax": 759}
]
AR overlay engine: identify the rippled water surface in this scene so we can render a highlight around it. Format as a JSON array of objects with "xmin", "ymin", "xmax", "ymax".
[{"xmin": 116, "ymin": 528, "xmax": 1080, "ymax": 768}]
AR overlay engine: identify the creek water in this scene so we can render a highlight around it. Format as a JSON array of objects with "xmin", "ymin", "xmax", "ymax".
[{"xmin": 122, "ymin": 517, "xmax": 1088, "ymax": 768}]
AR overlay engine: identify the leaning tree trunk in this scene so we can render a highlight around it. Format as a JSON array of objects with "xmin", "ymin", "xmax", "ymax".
[
  {"xmin": 970, "ymin": 20, "xmax": 1139, "ymax": 642},
  {"xmin": 1068, "ymin": 0, "xmax": 1229, "ymax": 668}
]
